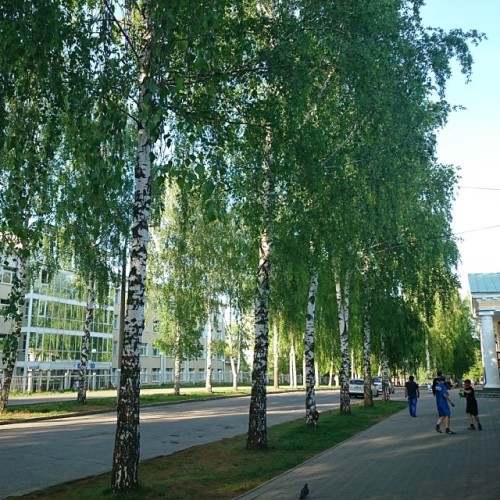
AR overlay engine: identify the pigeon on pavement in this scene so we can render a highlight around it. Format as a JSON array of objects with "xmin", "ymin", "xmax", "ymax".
[{"xmin": 300, "ymin": 483, "xmax": 309, "ymax": 499}]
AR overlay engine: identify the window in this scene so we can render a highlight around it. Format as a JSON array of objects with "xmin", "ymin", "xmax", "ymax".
[
  {"xmin": 113, "ymin": 315, "xmax": 119, "ymax": 330},
  {"xmin": 152, "ymin": 368, "xmax": 160, "ymax": 383},
  {"xmin": 139, "ymin": 343, "xmax": 148, "ymax": 357},
  {"xmin": 0, "ymin": 267, "xmax": 14, "ymax": 284},
  {"xmin": 165, "ymin": 368, "xmax": 173, "ymax": 382},
  {"xmin": 153, "ymin": 347, "xmax": 160, "ymax": 357}
]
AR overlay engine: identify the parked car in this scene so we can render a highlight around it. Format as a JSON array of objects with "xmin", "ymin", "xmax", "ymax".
[
  {"xmin": 372, "ymin": 376, "xmax": 395, "ymax": 394},
  {"xmin": 348, "ymin": 378, "xmax": 379, "ymax": 398}
]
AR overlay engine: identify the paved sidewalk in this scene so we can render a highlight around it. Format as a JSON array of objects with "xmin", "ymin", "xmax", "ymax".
[{"xmin": 237, "ymin": 392, "xmax": 500, "ymax": 500}]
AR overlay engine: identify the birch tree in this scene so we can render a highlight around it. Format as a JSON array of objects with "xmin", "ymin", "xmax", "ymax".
[
  {"xmin": 304, "ymin": 269, "xmax": 319, "ymax": 425},
  {"xmin": 0, "ymin": 0, "xmax": 76, "ymax": 411}
]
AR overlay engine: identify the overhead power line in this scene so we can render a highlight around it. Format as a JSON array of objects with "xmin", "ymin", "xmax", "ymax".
[
  {"xmin": 459, "ymin": 186, "xmax": 500, "ymax": 191},
  {"xmin": 454, "ymin": 224, "xmax": 500, "ymax": 235}
]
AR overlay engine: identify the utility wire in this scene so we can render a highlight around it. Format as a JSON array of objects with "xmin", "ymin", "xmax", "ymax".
[
  {"xmin": 459, "ymin": 186, "xmax": 500, "ymax": 191},
  {"xmin": 454, "ymin": 224, "xmax": 500, "ymax": 235}
]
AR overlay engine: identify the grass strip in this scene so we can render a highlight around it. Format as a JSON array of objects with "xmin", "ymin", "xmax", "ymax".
[
  {"xmin": 1, "ymin": 391, "xmax": 250, "ymax": 422},
  {"xmin": 18, "ymin": 400, "xmax": 406, "ymax": 499}
]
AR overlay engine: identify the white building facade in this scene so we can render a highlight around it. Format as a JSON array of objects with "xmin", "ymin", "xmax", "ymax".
[{"xmin": 0, "ymin": 263, "xmax": 231, "ymax": 393}]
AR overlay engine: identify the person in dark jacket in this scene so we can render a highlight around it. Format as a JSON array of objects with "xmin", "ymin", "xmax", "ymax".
[
  {"xmin": 404, "ymin": 375, "xmax": 420, "ymax": 417},
  {"xmin": 463, "ymin": 379, "xmax": 482, "ymax": 430}
]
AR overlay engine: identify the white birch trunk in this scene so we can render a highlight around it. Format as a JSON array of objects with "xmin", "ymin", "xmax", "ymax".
[
  {"xmin": 227, "ymin": 306, "xmax": 238, "ymax": 391},
  {"xmin": 289, "ymin": 338, "xmax": 297, "ymax": 387},
  {"xmin": 329, "ymin": 361, "xmax": 334, "ymax": 387},
  {"xmin": 381, "ymin": 337, "xmax": 391, "ymax": 401},
  {"xmin": 337, "ymin": 279, "xmax": 351, "ymax": 414},
  {"xmin": 205, "ymin": 306, "xmax": 213, "ymax": 393},
  {"xmin": 273, "ymin": 322, "xmax": 279, "ymax": 389},
  {"xmin": 247, "ymin": 227, "xmax": 271, "ymax": 449},
  {"xmin": 425, "ymin": 333, "xmax": 431, "ymax": 385},
  {"xmin": 0, "ymin": 251, "xmax": 26, "ymax": 413},
  {"xmin": 111, "ymin": 6, "xmax": 152, "ymax": 487},
  {"xmin": 247, "ymin": 141, "xmax": 272, "ymax": 449},
  {"xmin": 304, "ymin": 271, "xmax": 319, "ymax": 426},
  {"xmin": 362, "ymin": 299, "xmax": 373, "ymax": 406},
  {"xmin": 173, "ymin": 349, "xmax": 181, "ymax": 396}
]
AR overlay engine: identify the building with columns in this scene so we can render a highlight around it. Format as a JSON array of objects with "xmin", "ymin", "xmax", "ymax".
[{"xmin": 468, "ymin": 273, "xmax": 500, "ymax": 389}]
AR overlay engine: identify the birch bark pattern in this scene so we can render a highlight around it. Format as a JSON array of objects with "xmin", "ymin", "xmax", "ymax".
[
  {"xmin": 205, "ymin": 306, "xmax": 213, "ymax": 393},
  {"xmin": 337, "ymin": 280, "xmax": 351, "ymax": 415},
  {"xmin": 246, "ymin": 227, "xmax": 271, "ymax": 449},
  {"xmin": 227, "ymin": 307, "xmax": 239, "ymax": 390},
  {"xmin": 111, "ymin": 8, "xmax": 153, "ymax": 485},
  {"xmin": 174, "ymin": 338, "xmax": 181, "ymax": 396},
  {"xmin": 273, "ymin": 322, "xmax": 279, "ymax": 389},
  {"xmin": 380, "ymin": 337, "xmax": 391, "ymax": 401},
  {"xmin": 78, "ymin": 272, "xmax": 95, "ymax": 404},
  {"xmin": 362, "ymin": 299, "xmax": 373, "ymax": 406},
  {"xmin": 247, "ymin": 144, "xmax": 272, "ymax": 449},
  {"xmin": 0, "ymin": 252, "xmax": 26, "ymax": 413},
  {"xmin": 289, "ymin": 337, "xmax": 297, "ymax": 387},
  {"xmin": 305, "ymin": 271, "xmax": 319, "ymax": 426}
]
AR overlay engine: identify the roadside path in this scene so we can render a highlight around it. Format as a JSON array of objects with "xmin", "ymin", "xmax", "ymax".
[{"xmin": 237, "ymin": 392, "xmax": 500, "ymax": 500}]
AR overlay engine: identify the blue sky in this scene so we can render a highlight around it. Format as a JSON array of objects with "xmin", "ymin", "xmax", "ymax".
[{"xmin": 420, "ymin": 0, "xmax": 500, "ymax": 293}]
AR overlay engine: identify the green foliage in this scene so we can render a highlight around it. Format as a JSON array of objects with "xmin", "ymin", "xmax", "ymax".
[
  {"xmin": 429, "ymin": 294, "xmax": 477, "ymax": 379},
  {"xmin": 0, "ymin": 0, "xmax": 485, "ymax": 440}
]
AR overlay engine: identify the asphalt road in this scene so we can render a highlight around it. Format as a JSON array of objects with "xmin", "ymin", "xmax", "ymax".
[{"xmin": 0, "ymin": 390, "xmax": 340, "ymax": 498}]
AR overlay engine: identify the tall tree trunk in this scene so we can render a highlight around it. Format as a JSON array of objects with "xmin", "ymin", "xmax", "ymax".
[
  {"xmin": 173, "ymin": 347, "xmax": 181, "ymax": 396},
  {"xmin": 111, "ymin": 6, "xmax": 153, "ymax": 486},
  {"xmin": 380, "ymin": 337, "xmax": 391, "ymax": 401},
  {"xmin": 205, "ymin": 304, "xmax": 213, "ymax": 393},
  {"xmin": 227, "ymin": 306, "xmax": 239, "ymax": 391},
  {"xmin": 0, "ymin": 251, "xmax": 26, "ymax": 413},
  {"xmin": 337, "ymin": 279, "xmax": 351, "ymax": 415},
  {"xmin": 362, "ymin": 299, "xmax": 373, "ymax": 407},
  {"xmin": 329, "ymin": 360, "xmax": 334, "ymax": 387},
  {"xmin": 246, "ymin": 225, "xmax": 271, "ymax": 449},
  {"xmin": 273, "ymin": 321, "xmax": 279, "ymax": 389},
  {"xmin": 425, "ymin": 333, "xmax": 431, "ymax": 386},
  {"xmin": 289, "ymin": 338, "xmax": 296, "ymax": 387},
  {"xmin": 247, "ymin": 141, "xmax": 272, "ymax": 449},
  {"xmin": 304, "ymin": 271, "xmax": 319, "ymax": 426},
  {"xmin": 78, "ymin": 272, "xmax": 95, "ymax": 404}
]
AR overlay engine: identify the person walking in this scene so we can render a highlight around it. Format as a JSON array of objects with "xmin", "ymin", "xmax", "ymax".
[
  {"xmin": 404, "ymin": 375, "xmax": 420, "ymax": 417},
  {"xmin": 432, "ymin": 370, "xmax": 442, "ymax": 396},
  {"xmin": 435, "ymin": 374, "xmax": 456, "ymax": 434},
  {"xmin": 462, "ymin": 379, "xmax": 482, "ymax": 430}
]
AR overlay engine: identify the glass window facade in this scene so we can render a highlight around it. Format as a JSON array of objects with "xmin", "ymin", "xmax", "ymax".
[
  {"xmin": 27, "ymin": 333, "xmax": 112, "ymax": 362},
  {"xmin": 19, "ymin": 269, "xmax": 114, "ymax": 366}
]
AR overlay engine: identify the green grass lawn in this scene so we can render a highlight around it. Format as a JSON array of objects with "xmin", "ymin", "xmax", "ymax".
[
  {"xmin": 1, "ymin": 390, "xmax": 250, "ymax": 422},
  {"xmin": 11, "ymin": 399, "xmax": 406, "ymax": 499}
]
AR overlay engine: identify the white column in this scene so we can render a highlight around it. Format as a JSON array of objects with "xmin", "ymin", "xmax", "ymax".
[{"xmin": 479, "ymin": 310, "xmax": 500, "ymax": 388}]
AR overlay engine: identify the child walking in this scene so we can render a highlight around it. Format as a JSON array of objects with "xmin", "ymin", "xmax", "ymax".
[{"xmin": 463, "ymin": 379, "xmax": 482, "ymax": 430}]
